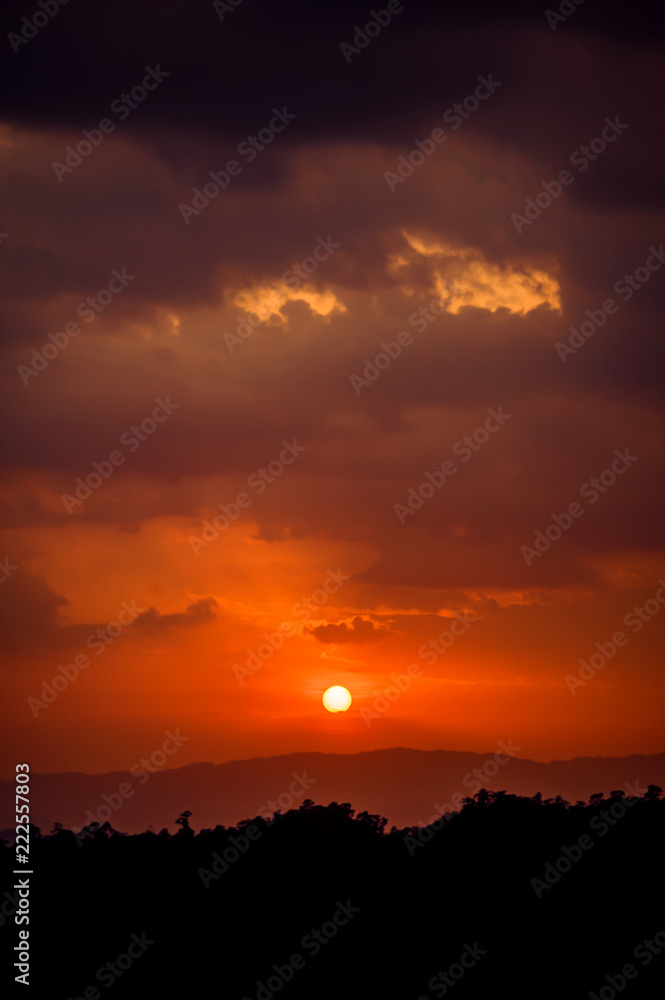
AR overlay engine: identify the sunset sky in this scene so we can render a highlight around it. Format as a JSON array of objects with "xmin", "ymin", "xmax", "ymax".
[{"xmin": 2, "ymin": 0, "xmax": 664, "ymax": 777}]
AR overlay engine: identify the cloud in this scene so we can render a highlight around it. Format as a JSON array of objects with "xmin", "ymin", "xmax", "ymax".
[
  {"xmin": 134, "ymin": 597, "xmax": 220, "ymax": 631},
  {"xmin": 0, "ymin": 569, "xmax": 68, "ymax": 653},
  {"xmin": 0, "ymin": 567, "xmax": 219, "ymax": 656},
  {"xmin": 308, "ymin": 615, "xmax": 388, "ymax": 644}
]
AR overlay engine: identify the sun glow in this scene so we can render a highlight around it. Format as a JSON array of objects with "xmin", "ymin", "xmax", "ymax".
[{"xmin": 322, "ymin": 686, "xmax": 352, "ymax": 713}]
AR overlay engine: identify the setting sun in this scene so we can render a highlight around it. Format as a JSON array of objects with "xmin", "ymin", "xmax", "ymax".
[{"xmin": 322, "ymin": 685, "xmax": 352, "ymax": 713}]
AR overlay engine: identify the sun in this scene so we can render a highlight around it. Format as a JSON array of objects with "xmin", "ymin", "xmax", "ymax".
[{"xmin": 322, "ymin": 685, "xmax": 352, "ymax": 713}]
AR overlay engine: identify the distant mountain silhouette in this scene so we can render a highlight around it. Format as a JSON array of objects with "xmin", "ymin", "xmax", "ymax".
[{"xmin": 2, "ymin": 747, "xmax": 663, "ymax": 836}]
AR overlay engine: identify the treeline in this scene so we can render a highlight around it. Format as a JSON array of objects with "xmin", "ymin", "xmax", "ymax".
[{"xmin": 2, "ymin": 788, "xmax": 663, "ymax": 999}]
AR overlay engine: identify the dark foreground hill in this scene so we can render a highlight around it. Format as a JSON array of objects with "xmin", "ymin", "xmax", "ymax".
[
  {"xmin": 1, "ymin": 747, "xmax": 664, "ymax": 835},
  {"xmin": 2, "ymin": 787, "xmax": 663, "ymax": 999}
]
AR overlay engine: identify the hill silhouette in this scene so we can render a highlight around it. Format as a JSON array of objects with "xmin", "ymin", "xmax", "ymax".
[{"xmin": 1, "ymin": 747, "xmax": 663, "ymax": 837}]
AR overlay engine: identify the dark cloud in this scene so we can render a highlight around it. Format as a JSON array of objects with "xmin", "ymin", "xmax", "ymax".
[
  {"xmin": 308, "ymin": 615, "xmax": 388, "ymax": 644},
  {"xmin": 0, "ymin": 569, "xmax": 219, "ymax": 655},
  {"xmin": 1, "ymin": 0, "xmax": 662, "ymax": 139},
  {"xmin": 1, "ymin": 0, "xmax": 664, "ymax": 610},
  {"xmin": 0, "ymin": 568, "xmax": 68, "ymax": 652},
  {"xmin": 134, "ymin": 597, "xmax": 220, "ymax": 631}
]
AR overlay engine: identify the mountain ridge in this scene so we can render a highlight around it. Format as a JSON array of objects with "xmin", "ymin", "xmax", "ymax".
[{"xmin": 3, "ymin": 747, "xmax": 663, "ymax": 835}]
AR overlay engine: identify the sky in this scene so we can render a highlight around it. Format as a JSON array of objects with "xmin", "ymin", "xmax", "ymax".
[{"xmin": 1, "ymin": 0, "xmax": 664, "ymax": 776}]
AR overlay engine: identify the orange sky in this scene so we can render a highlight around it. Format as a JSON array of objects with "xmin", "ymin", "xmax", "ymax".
[{"xmin": 2, "ymin": 17, "xmax": 665, "ymax": 776}]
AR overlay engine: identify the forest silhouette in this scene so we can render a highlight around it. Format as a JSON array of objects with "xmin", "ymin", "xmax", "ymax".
[{"xmin": 3, "ymin": 786, "xmax": 663, "ymax": 999}]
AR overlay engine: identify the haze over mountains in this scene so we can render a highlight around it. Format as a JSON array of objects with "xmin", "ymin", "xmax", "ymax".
[{"xmin": 3, "ymin": 748, "xmax": 663, "ymax": 837}]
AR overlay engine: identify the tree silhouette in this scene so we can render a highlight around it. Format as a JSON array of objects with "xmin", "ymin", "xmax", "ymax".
[
  {"xmin": 174, "ymin": 810, "xmax": 194, "ymax": 837},
  {"xmin": 3, "ymin": 788, "xmax": 663, "ymax": 1000}
]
